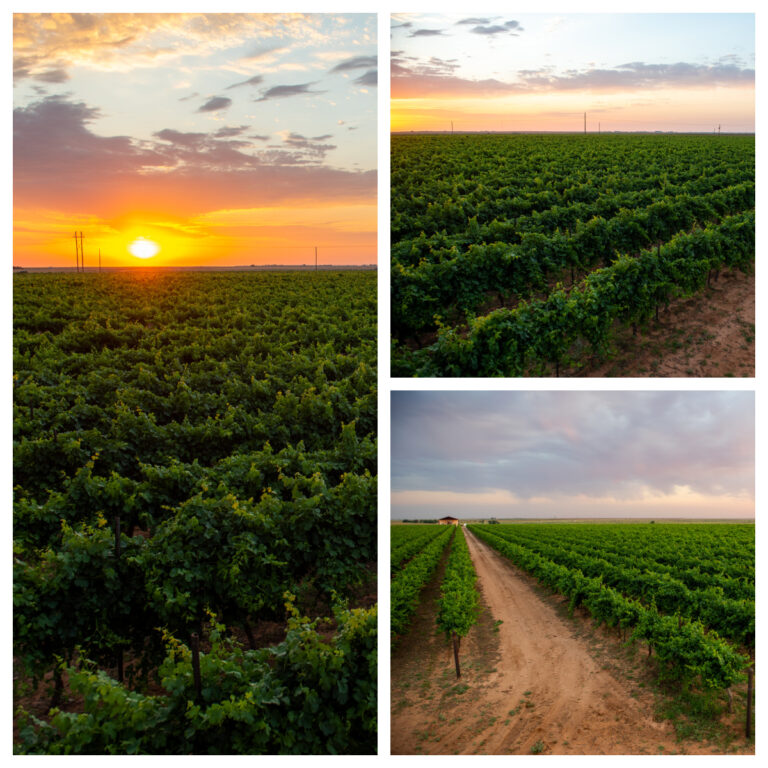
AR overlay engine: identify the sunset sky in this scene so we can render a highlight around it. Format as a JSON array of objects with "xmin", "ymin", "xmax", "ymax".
[
  {"xmin": 13, "ymin": 13, "xmax": 377, "ymax": 267},
  {"xmin": 391, "ymin": 13, "xmax": 754, "ymax": 133},
  {"xmin": 391, "ymin": 391, "xmax": 755, "ymax": 520}
]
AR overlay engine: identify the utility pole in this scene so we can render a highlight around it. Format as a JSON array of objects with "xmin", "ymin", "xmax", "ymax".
[{"xmin": 718, "ymin": 124, "xmax": 721, "ymax": 135}]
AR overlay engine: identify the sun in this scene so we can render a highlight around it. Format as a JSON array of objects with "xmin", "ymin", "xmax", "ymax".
[{"xmin": 129, "ymin": 237, "xmax": 160, "ymax": 259}]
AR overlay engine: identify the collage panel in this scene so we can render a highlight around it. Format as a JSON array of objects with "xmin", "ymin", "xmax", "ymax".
[
  {"xmin": 390, "ymin": 390, "xmax": 755, "ymax": 755},
  {"xmin": 12, "ymin": 12, "xmax": 377, "ymax": 755},
  {"xmin": 390, "ymin": 13, "xmax": 755, "ymax": 378}
]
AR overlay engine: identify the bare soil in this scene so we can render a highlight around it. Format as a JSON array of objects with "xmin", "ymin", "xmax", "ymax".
[
  {"xmin": 390, "ymin": 529, "xmax": 754, "ymax": 755},
  {"xmin": 578, "ymin": 268, "xmax": 754, "ymax": 377}
]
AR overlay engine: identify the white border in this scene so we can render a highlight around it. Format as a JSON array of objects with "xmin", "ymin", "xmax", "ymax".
[{"xmin": 4, "ymin": 2, "xmax": 764, "ymax": 764}]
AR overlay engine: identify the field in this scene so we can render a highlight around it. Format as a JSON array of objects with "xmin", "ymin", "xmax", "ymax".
[
  {"xmin": 390, "ymin": 134, "xmax": 755, "ymax": 377},
  {"xmin": 390, "ymin": 522, "xmax": 754, "ymax": 754},
  {"xmin": 13, "ymin": 271, "xmax": 377, "ymax": 754}
]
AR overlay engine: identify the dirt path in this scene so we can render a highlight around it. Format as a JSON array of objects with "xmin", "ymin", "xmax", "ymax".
[{"xmin": 391, "ymin": 529, "xmax": 739, "ymax": 755}]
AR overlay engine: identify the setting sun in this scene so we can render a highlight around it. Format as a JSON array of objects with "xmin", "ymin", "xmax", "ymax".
[
  {"xmin": 13, "ymin": 13, "xmax": 376, "ymax": 269},
  {"xmin": 129, "ymin": 237, "xmax": 160, "ymax": 259}
]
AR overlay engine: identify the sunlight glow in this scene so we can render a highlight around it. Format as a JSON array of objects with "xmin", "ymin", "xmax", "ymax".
[{"xmin": 129, "ymin": 237, "xmax": 160, "ymax": 259}]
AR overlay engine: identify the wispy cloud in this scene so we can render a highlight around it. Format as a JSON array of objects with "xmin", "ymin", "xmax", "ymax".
[
  {"xmin": 392, "ymin": 54, "xmax": 755, "ymax": 99},
  {"xmin": 226, "ymin": 74, "xmax": 264, "ymax": 90},
  {"xmin": 329, "ymin": 55, "xmax": 377, "ymax": 73},
  {"xmin": 409, "ymin": 29, "xmax": 445, "ymax": 38},
  {"xmin": 354, "ymin": 70, "xmax": 377, "ymax": 87},
  {"xmin": 256, "ymin": 82, "xmax": 325, "ymax": 101},
  {"xmin": 197, "ymin": 96, "xmax": 232, "ymax": 112},
  {"xmin": 470, "ymin": 20, "xmax": 524, "ymax": 36}
]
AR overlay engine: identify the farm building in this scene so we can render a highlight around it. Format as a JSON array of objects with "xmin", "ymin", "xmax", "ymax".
[{"xmin": 438, "ymin": 516, "xmax": 460, "ymax": 525}]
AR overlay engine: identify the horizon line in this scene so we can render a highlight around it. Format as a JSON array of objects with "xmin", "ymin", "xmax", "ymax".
[
  {"xmin": 13, "ymin": 264, "xmax": 378, "ymax": 272},
  {"xmin": 391, "ymin": 130, "xmax": 755, "ymax": 136}
]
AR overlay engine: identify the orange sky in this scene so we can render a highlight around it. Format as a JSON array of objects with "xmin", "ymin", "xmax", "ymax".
[{"xmin": 13, "ymin": 13, "xmax": 377, "ymax": 267}]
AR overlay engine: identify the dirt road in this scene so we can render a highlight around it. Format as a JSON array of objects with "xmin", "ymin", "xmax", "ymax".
[{"xmin": 391, "ymin": 528, "xmax": 722, "ymax": 755}]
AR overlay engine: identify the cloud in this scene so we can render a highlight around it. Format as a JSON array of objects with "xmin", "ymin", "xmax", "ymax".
[
  {"xmin": 240, "ymin": 43, "xmax": 289, "ymax": 62},
  {"xmin": 32, "ymin": 68, "xmax": 70, "ymax": 83},
  {"xmin": 330, "ymin": 55, "xmax": 377, "ymax": 73},
  {"xmin": 392, "ymin": 52, "xmax": 459, "ymax": 79},
  {"xmin": 197, "ymin": 96, "xmax": 232, "ymax": 112},
  {"xmin": 518, "ymin": 61, "xmax": 755, "ymax": 91},
  {"xmin": 391, "ymin": 392, "xmax": 754, "ymax": 507},
  {"xmin": 409, "ymin": 29, "xmax": 445, "ymax": 38},
  {"xmin": 354, "ymin": 69, "xmax": 377, "ymax": 87},
  {"xmin": 471, "ymin": 25, "xmax": 512, "ymax": 36},
  {"xmin": 274, "ymin": 131, "xmax": 336, "ymax": 159},
  {"xmin": 13, "ymin": 95, "xmax": 375, "ymax": 219},
  {"xmin": 225, "ymin": 74, "xmax": 264, "ymax": 90},
  {"xmin": 455, "ymin": 18, "xmax": 523, "ymax": 35},
  {"xmin": 256, "ymin": 82, "xmax": 325, "ymax": 101},
  {"xmin": 12, "ymin": 13, "xmax": 325, "ymax": 83},
  {"xmin": 214, "ymin": 125, "xmax": 248, "ymax": 138},
  {"xmin": 391, "ymin": 54, "xmax": 755, "ymax": 99}
]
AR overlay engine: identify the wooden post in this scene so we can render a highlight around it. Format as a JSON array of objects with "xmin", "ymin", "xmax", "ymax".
[
  {"xmin": 745, "ymin": 666, "xmax": 753, "ymax": 739},
  {"xmin": 115, "ymin": 515, "xmax": 121, "ymax": 558},
  {"xmin": 452, "ymin": 631, "xmax": 461, "ymax": 679},
  {"xmin": 191, "ymin": 633, "xmax": 202, "ymax": 699}
]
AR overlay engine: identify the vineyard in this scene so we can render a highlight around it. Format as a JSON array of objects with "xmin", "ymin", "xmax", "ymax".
[
  {"xmin": 13, "ymin": 271, "xmax": 377, "ymax": 754},
  {"xmin": 469, "ymin": 523, "xmax": 754, "ymax": 693},
  {"xmin": 390, "ymin": 524, "xmax": 479, "ymax": 676},
  {"xmin": 391, "ymin": 521, "xmax": 754, "ymax": 754},
  {"xmin": 391, "ymin": 134, "xmax": 755, "ymax": 377}
]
